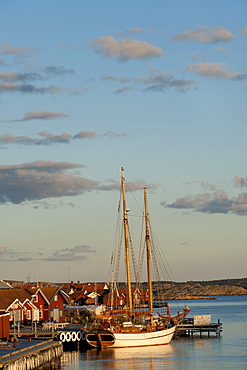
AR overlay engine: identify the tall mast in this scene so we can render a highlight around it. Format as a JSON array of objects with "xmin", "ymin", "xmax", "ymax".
[
  {"xmin": 121, "ymin": 167, "xmax": 133, "ymax": 314},
  {"xmin": 144, "ymin": 188, "xmax": 153, "ymax": 318}
]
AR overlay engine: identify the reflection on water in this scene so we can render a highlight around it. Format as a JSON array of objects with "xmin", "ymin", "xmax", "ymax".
[
  {"xmin": 59, "ymin": 340, "xmax": 218, "ymax": 370},
  {"xmin": 58, "ymin": 297, "xmax": 247, "ymax": 370},
  {"xmin": 59, "ymin": 345, "xmax": 174, "ymax": 370},
  {"xmin": 60, "ymin": 350, "xmax": 80, "ymax": 369},
  {"xmin": 85, "ymin": 344, "xmax": 174, "ymax": 370}
]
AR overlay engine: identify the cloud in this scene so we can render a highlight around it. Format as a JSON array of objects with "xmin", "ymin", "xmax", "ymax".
[
  {"xmin": 0, "ymin": 43, "xmax": 33, "ymax": 57},
  {"xmin": 135, "ymin": 72, "xmax": 196, "ymax": 92},
  {"xmin": 163, "ymin": 178, "xmax": 247, "ymax": 215},
  {"xmin": 0, "ymin": 244, "xmax": 96, "ymax": 262},
  {"xmin": 213, "ymin": 47, "xmax": 227, "ymax": 53},
  {"xmin": 37, "ymin": 131, "xmax": 72, "ymax": 143},
  {"xmin": 0, "ymin": 160, "xmax": 119, "ymax": 204},
  {"xmin": 101, "ymin": 70, "xmax": 196, "ymax": 93},
  {"xmin": 117, "ymin": 27, "xmax": 144, "ymax": 35},
  {"xmin": 235, "ymin": 175, "xmax": 247, "ymax": 188},
  {"xmin": 42, "ymin": 66, "xmax": 75, "ymax": 76},
  {"xmin": 90, "ymin": 35, "xmax": 163, "ymax": 60},
  {"xmin": 72, "ymin": 130, "xmax": 96, "ymax": 139},
  {"xmin": 0, "ymin": 246, "xmax": 8, "ymax": 254},
  {"xmin": 241, "ymin": 27, "xmax": 247, "ymax": 36},
  {"xmin": 0, "ymin": 110, "xmax": 68, "ymax": 123},
  {"xmin": 0, "ymin": 81, "xmax": 81, "ymax": 95},
  {"xmin": 100, "ymin": 74, "xmax": 117, "ymax": 82},
  {"xmin": 185, "ymin": 62, "xmax": 246, "ymax": 80},
  {"xmin": 0, "ymin": 130, "xmax": 128, "ymax": 146},
  {"xmin": 0, "ymin": 72, "xmax": 41, "ymax": 82},
  {"xmin": 45, "ymin": 245, "xmax": 96, "ymax": 262},
  {"xmin": 0, "ymin": 160, "xmax": 157, "ymax": 205},
  {"xmin": 30, "ymin": 200, "xmax": 76, "ymax": 209},
  {"xmin": 0, "ymin": 134, "xmax": 39, "ymax": 145},
  {"xmin": 0, "ymin": 246, "xmax": 34, "ymax": 262},
  {"xmin": 172, "ymin": 25, "xmax": 234, "ymax": 44},
  {"xmin": 102, "ymin": 131, "xmax": 128, "ymax": 137},
  {"xmin": 126, "ymin": 27, "xmax": 144, "ymax": 34},
  {"xmin": 24, "ymin": 111, "xmax": 68, "ymax": 121},
  {"xmin": 0, "ymin": 65, "xmax": 75, "ymax": 83},
  {"xmin": 124, "ymin": 178, "xmax": 158, "ymax": 193},
  {"xmin": 113, "ymin": 86, "xmax": 134, "ymax": 94}
]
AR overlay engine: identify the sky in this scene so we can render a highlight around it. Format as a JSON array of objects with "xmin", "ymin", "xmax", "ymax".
[{"xmin": 0, "ymin": 0, "xmax": 247, "ymax": 284}]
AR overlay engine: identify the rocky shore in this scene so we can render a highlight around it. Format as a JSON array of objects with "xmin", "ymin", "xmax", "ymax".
[
  {"xmin": 5, "ymin": 278, "xmax": 247, "ymax": 300},
  {"xmin": 153, "ymin": 279, "xmax": 247, "ymax": 300},
  {"xmin": 157, "ymin": 284, "xmax": 247, "ymax": 300}
]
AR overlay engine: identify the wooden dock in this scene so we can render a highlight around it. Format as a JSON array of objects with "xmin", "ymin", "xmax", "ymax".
[
  {"xmin": 10, "ymin": 330, "xmax": 58, "ymax": 341},
  {"xmin": 176, "ymin": 319, "xmax": 222, "ymax": 337},
  {"xmin": 0, "ymin": 339, "xmax": 63, "ymax": 370},
  {"xmin": 9, "ymin": 319, "xmax": 223, "ymax": 345}
]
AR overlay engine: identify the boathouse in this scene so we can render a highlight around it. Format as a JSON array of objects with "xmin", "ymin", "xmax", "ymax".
[{"xmin": 0, "ymin": 313, "xmax": 10, "ymax": 340}]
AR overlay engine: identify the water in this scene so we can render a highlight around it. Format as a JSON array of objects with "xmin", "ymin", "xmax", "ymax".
[{"xmin": 59, "ymin": 296, "xmax": 247, "ymax": 369}]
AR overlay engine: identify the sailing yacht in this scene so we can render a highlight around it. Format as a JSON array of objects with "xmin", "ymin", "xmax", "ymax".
[{"xmin": 81, "ymin": 168, "xmax": 188, "ymax": 348}]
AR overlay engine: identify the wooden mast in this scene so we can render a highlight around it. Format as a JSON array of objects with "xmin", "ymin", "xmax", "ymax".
[
  {"xmin": 121, "ymin": 167, "xmax": 133, "ymax": 315},
  {"xmin": 144, "ymin": 188, "xmax": 153, "ymax": 321}
]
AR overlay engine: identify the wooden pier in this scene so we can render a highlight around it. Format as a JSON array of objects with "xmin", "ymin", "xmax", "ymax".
[
  {"xmin": 9, "ymin": 318, "xmax": 223, "ymax": 345},
  {"xmin": 0, "ymin": 339, "xmax": 63, "ymax": 370},
  {"xmin": 176, "ymin": 318, "xmax": 222, "ymax": 337}
]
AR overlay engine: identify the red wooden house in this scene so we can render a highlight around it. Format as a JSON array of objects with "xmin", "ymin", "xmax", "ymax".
[
  {"xmin": 0, "ymin": 286, "xmax": 69, "ymax": 324},
  {"xmin": 22, "ymin": 299, "xmax": 39, "ymax": 323},
  {"xmin": 38, "ymin": 287, "xmax": 69, "ymax": 322},
  {"xmin": 20, "ymin": 287, "xmax": 69, "ymax": 322},
  {"xmin": 101, "ymin": 287, "xmax": 148, "ymax": 307},
  {"xmin": 0, "ymin": 289, "xmax": 30, "ymax": 323},
  {"xmin": 63, "ymin": 282, "xmax": 109, "ymax": 306}
]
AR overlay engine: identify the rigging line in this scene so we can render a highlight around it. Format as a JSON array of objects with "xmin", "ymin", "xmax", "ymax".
[
  {"xmin": 149, "ymin": 222, "xmax": 176, "ymax": 282},
  {"xmin": 146, "ymin": 218, "xmax": 170, "ymax": 282},
  {"xmin": 136, "ymin": 215, "xmax": 145, "ymax": 290},
  {"xmin": 128, "ymin": 223, "xmax": 139, "ymax": 284},
  {"xmin": 107, "ymin": 199, "xmax": 122, "ymax": 283},
  {"xmin": 125, "ymin": 181, "xmax": 145, "ymax": 215},
  {"xmin": 107, "ymin": 191, "xmax": 122, "ymax": 279},
  {"xmin": 113, "ymin": 224, "xmax": 123, "ymax": 285},
  {"xmin": 151, "ymin": 236, "xmax": 173, "ymax": 282},
  {"xmin": 148, "ymin": 226, "xmax": 188, "ymax": 309}
]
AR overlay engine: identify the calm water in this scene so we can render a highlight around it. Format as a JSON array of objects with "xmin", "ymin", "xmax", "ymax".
[{"xmin": 59, "ymin": 296, "xmax": 247, "ymax": 369}]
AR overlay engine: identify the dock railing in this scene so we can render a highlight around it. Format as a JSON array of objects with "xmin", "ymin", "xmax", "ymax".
[{"xmin": 42, "ymin": 322, "xmax": 69, "ymax": 331}]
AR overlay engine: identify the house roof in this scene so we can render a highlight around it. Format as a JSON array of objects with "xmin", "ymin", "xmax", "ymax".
[
  {"xmin": 0, "ymin": 286, "xmax": 70, "ymax": 311},
  {"xmin": 61, "ymin": 282, "xmax": 109, "ymax": 294},
  {"xmin": 69, "ymin": 291, "xmax": 86, "ymax": 300},
  {"xmin": 40, "ymin": 287, "xmax": 70, "ymax": 304},
  {"xmin": 0, "ymin": 280, "xmax": 13, "ymax": 289},
  {"xmin": 0, "ymin": 289, "xmax": 31, "ymax": 310}
]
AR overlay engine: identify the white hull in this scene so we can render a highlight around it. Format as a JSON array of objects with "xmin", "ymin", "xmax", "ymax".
[{"xmin": 109, "ymin": 326, "xmax": 176, "ymax": 348}]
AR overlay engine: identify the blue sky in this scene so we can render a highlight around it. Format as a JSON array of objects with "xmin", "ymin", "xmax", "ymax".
[{"xmin": 0, "ymin": 0, "xmax": 247, "ymax": 283}]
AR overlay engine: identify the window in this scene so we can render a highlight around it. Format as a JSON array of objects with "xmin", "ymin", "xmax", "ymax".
[
  {"xmin": 54, "ymin": 294, "xmax": 58, "ymax": 302},
  {"xmin": 39, "ymin": 310, "xmax": 43, "ymax": 318},
  {"xmin": 27, "ymin": 310, "xmax": 31, "ymax": 320}
]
